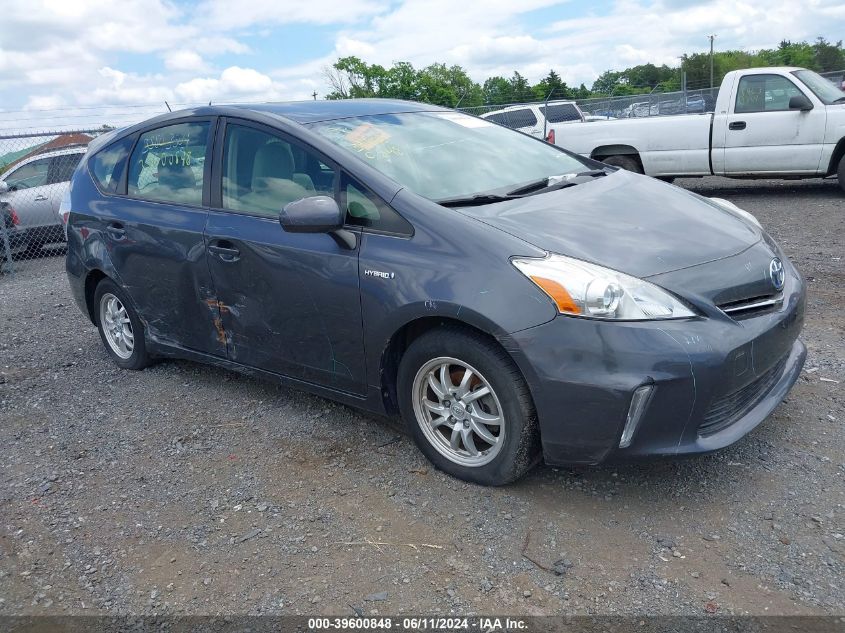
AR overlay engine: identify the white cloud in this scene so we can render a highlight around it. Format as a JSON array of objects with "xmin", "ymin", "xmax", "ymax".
[
  {"xmin": 0, "ymin": 0, "xmax": 843, "ymax": 129},
  {"xmin": 176, "ymin": 66, "xmax": 285, "ymax": 103},
  {"xmin": 164, "ymin": 50, "xmax": 209, "ymax": 73}
]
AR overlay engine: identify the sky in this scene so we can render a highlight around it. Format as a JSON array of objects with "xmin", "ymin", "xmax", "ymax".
[{"xmin": 1, "ymin": 0, "xmax": 844, "ymax": 130}]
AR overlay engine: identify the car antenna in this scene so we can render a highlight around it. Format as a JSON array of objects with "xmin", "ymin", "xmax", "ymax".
[{"xmin": 164, "ymin": 101, "xmax": 172, "ymax": 112}]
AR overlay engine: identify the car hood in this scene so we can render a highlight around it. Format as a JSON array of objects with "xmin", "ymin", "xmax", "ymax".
[{"xmin": 460, "ymin": 169, "xmax": 761, "ymax": 278}]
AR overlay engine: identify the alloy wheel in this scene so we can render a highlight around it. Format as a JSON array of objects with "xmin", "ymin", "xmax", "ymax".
[{"xmin": 412, "ymin": 357, "xmax": 505, "ymax": 467}]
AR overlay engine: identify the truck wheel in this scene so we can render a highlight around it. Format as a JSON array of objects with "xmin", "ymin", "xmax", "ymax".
[
  {"xmin": 602, "ymin": 155, "xmax": 643, "ymax": 174},
  {"xmin": 838, "ymin": 155, "xmax": 845, "ymax": 194}
]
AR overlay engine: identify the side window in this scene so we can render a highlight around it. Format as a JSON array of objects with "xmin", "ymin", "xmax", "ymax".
[
  {"xmin": 4, "ymin": 157, "xmax": 50, "ymax": 190},
  {"xmin": 506, "ymin": 109, "xmax": 538, "ymax": 129},
  {"xmin": 222, "ymin": 123, "xmax": 335, "ymax": 218},
  {"xmin": 484, "ymin": 109, "xmax": 537, "ymax": 129},
  {"xmin": 541, "ymin": 104, "xmax": 581, "ymax": 123},
  {"xmin": 342, "ymin": 174, "xmax": 412, "ymax": 235},
  {"xmin": 90, "ymin": 137, "xmax": 135, "ymax": 193},
  {"xmin": 127, "ymin": 121, "xmax": 209, "ymax": 205},
  {"xmin": 48, "ymin": 152, "xmax": 84, "ymax": 185},
  {"xmin": 735, "ymin": 75, "xmax": 804, "ymax": 113}
]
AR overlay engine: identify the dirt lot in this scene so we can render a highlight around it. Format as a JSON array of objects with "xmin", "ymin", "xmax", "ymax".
[{"xmin": 0, "ymin": 177, "xmax": 843, "ymax": 617}]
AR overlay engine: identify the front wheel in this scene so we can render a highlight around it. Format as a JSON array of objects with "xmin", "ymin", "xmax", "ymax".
[
  {"xmin": 397, "ymin": 328, "xmax": 540, "ymax": 485},
  {"xmin": 94, "ymin": 278, "xmax": 151, "ymax": 370}
]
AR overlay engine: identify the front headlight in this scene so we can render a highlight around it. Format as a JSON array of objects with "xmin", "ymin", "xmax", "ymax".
[
  {"xmin": 708, "ymin": 197, "xmax": 761, "ymax": 228},
  {"xmin": 513, "ymin": 253, "xmax": 695, "ymax": 320}
]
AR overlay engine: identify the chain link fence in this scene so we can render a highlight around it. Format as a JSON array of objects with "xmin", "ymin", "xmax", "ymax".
[
  {"xmin": 0, "ymin": 129, "xmax": 113, "ymax": 275},
  {"xmin": 459, "ymin": 69, "xmax": 845, "ymax": 128}
]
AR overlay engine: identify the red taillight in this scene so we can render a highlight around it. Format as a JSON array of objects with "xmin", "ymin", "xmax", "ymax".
[
  {"xmin": 546, "ymin": 129, "xmax": 556, "ymax": 144},
  {"xmin": 9, "ymin": 207, "xmax": 20, "ymax": 226}
]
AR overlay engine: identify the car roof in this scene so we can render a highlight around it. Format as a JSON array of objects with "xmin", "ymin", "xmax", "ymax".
[{"xmin": 229, "ymin": 98, "xmax": 448, "ymax": 123}]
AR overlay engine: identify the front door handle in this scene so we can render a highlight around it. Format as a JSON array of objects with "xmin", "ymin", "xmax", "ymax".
[
  {"xmin": 34, "ymin": 194, "xmax": 48, "ymax": 201},
  {"xmin": 728, "ymin": 121, "xmax": 746, "ymax": 130},
  {"xmin": 208, "ymin": 242, "xmax": 241, "ymax": 262}
]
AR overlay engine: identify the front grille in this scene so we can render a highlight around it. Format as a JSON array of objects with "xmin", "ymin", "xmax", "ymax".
[
  {"xmin": 699, "ymin": 355, "xmax": 788, "ymax": 436},
  {"xmin": 718, "ymin": 293, "xmax": 782, "ymax": 319}
]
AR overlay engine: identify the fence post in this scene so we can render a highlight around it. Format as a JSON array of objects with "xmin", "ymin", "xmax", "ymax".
[{"xmin": 0, "ymin": 218, "xmax": 14, "ymax": 276}]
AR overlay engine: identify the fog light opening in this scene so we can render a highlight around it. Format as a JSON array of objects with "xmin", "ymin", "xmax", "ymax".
[{"xmin": 619, "ymin": 385, "xmax": 654, "ymax": 448}]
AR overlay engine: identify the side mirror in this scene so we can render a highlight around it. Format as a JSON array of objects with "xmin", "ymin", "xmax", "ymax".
[
  {"xmin": 789, "ymin": 95, "xmax": 813, "ymax": 111},
  {"xmin": 279, "ymin": 196, "xmax": 343, "ymax": 233},
  {"xmin": 0, "ymin": 181, "xmax": 9, "ymax": 194}
]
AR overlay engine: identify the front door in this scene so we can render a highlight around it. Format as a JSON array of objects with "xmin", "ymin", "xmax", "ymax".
[
  {"xmin": 721, "ymin": 73, "xmax": 826, "ymax": 174},
  {"xmin": 204, "ymin": 119, "xmax": 365, "ymax": 394}
]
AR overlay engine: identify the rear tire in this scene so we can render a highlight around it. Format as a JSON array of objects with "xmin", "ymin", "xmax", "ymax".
[
  {"xmin": 837, "ymin": 155, "xmax": 845, "ymax": 194},
  {"xmin": 602, "ymin": 154, "xmax": 643, "ymax": 174},
  {"xmin": 94, "ymin": 278, "xmax": 151, "ymax": 370},
  {"xmin": 397, "ymin": 327, "xmax": 540, "ymax": 486}
]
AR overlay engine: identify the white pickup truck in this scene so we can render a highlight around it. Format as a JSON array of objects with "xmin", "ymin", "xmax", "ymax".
[{"xmin": 555, "ymin": 67, "xmax": 845, "ymax": 191}]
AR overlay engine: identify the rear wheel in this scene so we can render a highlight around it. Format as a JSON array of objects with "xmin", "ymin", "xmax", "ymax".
[
  {"xmin": 602, "ymin": 154, "xmax": 643, "ymax": 174},
  {"xmin": 837, "ymin": 154, "xmax": 845, "ymax": 194},
  {"xmin": 397, "ymin": 327, "xmax": 540, "ymax": 485},
  {"xmin": 94, "ymin": 278, "xmax": 151, "ymax": 370}
]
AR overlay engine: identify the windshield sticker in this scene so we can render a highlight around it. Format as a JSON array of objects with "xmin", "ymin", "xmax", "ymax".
[
  {"xmin": 432, "ymin": 112, "xmax": 493, "ymax": 128},
  {"xmin": 347, "ymin": 123, "xmax": 392, "ymax": 151}
]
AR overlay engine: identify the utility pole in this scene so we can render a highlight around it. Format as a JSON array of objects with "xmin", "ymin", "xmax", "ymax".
[
  {"xmin": 312, "ymin": 91, "xmax": 318, "ymax": 101},
  {"xmin": 707, "ymin": 34, "xmax": 717, "ymax": 88}
]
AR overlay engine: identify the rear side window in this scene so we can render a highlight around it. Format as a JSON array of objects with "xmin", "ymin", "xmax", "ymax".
[
  {"xmin": 127, "ymin": 121, "xmax": 210, "ymax": 206},
  {"xmin": 540, "ymin": 104, "xmax": 581, "ymax": 123},
  {"xmin": 485, "ymin": 109, "xmax": 537, "ymax": 129},
  {"xmin": 90, "ymin": 137, "xmax": 134, "ymax": 193},
  {"xmin": 49, "ymin": 152, "xmax": 84, "ymax": 184}
]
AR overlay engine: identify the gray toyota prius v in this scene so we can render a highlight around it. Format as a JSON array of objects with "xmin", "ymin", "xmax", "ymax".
[{"xmin": 64, "ymin": 100, "xmax": 805, "ymax": 485}]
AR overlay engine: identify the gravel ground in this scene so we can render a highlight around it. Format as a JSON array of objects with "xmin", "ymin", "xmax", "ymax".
[{"xmin": 0, "ymin": 176, "xmax": 843, "ymax": 617}]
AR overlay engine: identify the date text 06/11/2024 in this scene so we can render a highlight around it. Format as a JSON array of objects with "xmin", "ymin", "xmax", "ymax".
[{"xmin": 307, "ymin": 617, "xmax": 528, "ymax": 631}]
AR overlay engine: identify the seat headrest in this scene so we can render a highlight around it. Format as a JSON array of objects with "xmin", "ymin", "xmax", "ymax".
[
  {"xmin": 252, "ymin": 142, "xmax": 294, "ymax": 190},
  {"xmin": 157, "ymin": 160, "xmax": 196, "ymax": 190}
]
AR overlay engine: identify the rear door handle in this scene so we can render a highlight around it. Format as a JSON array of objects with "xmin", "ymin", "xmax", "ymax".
[
  {"xmin": 728, "ymin": 121, "xmax": 746, "ymax": 130},
  {"xmin": 208, "ymin": 241, "xmax": 240, "ymax": 262},
  {"xmin": 34, "ymin": 194, "xmax": 48, "ymax": 201},
  {"xmin": 105, "ymin": 222, "xmax": 125, "ymax": 239}
]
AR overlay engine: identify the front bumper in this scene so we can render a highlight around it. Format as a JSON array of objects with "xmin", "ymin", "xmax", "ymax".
[{"xmin": 508, "ymin": 262, "xmax": 806, "ymax": 466}]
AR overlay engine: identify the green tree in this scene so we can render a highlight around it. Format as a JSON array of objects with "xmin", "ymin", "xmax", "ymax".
[
  {"xmin": 509, "ymin": 71, "xmax": 534, "ymax": 102},
  {"xmin": 533, "ymin": 69, "xmax": 570, "ymax": 100},
  {"xmin": 482, "ymin": 76, "xmax": 512, "ymax": 105}
]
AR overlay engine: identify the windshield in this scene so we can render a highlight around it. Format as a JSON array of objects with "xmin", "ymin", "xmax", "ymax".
[
  {"xmin": 309, "ymin": 111, "xmax": 588, "ymax": 201},
  {"xmin": 793, "ymin": 70, "xmax": 845, "ymax": 105}
]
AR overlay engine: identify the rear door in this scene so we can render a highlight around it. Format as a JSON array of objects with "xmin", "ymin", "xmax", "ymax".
[
  {"xmin": 100, "ymin": 118, "xmax": 226, "ymax": 356},
  {"xmin": 721, "ymin": 73, "xmax": 826, "ymax": 174},
  {"xmin": 204, "ymin": 118, "xmax": 366, "ymax": 394}
]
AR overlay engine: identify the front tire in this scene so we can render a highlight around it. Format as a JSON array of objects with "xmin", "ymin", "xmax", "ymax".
[
  {"xmin": 602, "ymin": 154, "xmax": 643, "ymax": 174},
  {"xmin": 837, "ymin": 154, "xmax": 845, "ymax": 194},
  {"xmin": 397, "ymin": 327, "xmax": 540, "ymax": 485},
  {"xmin": 94, "ymin": 278, "xmax": 151, "ymax": 370}
]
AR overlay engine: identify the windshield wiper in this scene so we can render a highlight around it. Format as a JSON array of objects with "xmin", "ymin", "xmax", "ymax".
[
  {"xmin": 506, "ymin": 170, "xmax": 608, "ymax": 196},
  {"xmin": 834, "ymin": 96, "xmax": 845, "ymax": 103},
  {"xmin": 437, "ymin": 193, "xmax": 523, "ymax": 207}
]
